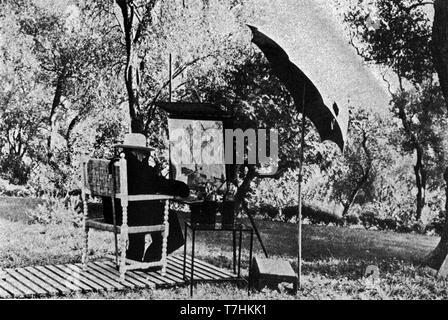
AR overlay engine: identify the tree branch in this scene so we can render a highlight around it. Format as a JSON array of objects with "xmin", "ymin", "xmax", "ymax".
[
  {"xmin": 381, "ymin": 71, "xmax": 394, "ymax": 96},
  {"xmin": 406, "ymin": 1, "xmax": 434, "ymax": 12}
]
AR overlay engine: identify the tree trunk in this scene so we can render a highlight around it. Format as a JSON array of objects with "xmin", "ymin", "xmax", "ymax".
[
  {"xmin": 234, "ymin": 165, "xmax": 257, "ymax": 212},
  {"xmin": 46, "ymin": 76, "xmax": 64, "ymax": 161},
  {"xmin": 64, "ymin": 114, "xmax": 81, "ymax": 165},
  {"xmin": 116, "ymin": 0, "xmax": 144, "ymax": 133},
  {"xmin": 115, "ymin": 0, "xmax": 159, "ymax": 134},
  {"xmin": 342, "ymin": 165, "xmax": 371, "ymax": 217},
  {"xmin": 342, "ymin": 165, "xmax": 370, "ymax": 217},
  {"xmin": 342, "ymin": 130, "xmax": 372, "ymax": 217},
  {"xmin": 433, "ymin": 0, "xmax": 448, "ymax": 105},
  {"xmin": 426, "ymin": 0, "xmax": 448, "ymax": 269},
  {"xmin": 125, "ymin": 62, "xmax": 143, "ymax": 133},
  {"xmin": 414, "ymin": 146, "xmax": 426, "ymax": 221},
  {"xmin": 395, "ymin": 98, "xmax": 428, "ymax": 220},
  {"xmin": 425, "ymin": 168, "xmax": 448, "ymax": 269},
  {"xmin": 342, "ymin": 187, "xmax": 361, "ymax": 217}
]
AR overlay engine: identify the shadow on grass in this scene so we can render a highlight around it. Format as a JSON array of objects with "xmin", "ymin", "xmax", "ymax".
[
  {"xmin": 177, "ymin": 212, "xmax": 439, "ymax": 267},
  {"xmin": 0, "ymin": 197, "xmax": 441, "ymax": 270},
  {"xmin": 2, "ymin": 196, "xmax": 448, "ymax": 299}
]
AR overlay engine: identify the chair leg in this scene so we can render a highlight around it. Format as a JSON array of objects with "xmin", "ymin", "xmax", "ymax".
[
  {"xmin": 82, "ymin": 227, "xmax": 89, "ymax": 271},
  {"xmin": 119, "ymin": 204, "xmax": 129, "ymax": 282},
  {"xmin": 161, "ymin": 200, "xmax": 170, "ymax": 276},
  {"xmin": 81, "ymin": 193, "xmax": 89, "ymax": 271}
]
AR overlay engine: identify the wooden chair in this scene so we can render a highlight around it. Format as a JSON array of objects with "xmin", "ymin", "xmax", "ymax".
[{"xmin": 80, "ymin": 153, "xmax": 174, "ymax": 281}]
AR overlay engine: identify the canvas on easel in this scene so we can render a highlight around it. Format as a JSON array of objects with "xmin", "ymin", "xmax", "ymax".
[{"xmin": 168, "ymin": 117, "xmax": 226, "ymax": 198}]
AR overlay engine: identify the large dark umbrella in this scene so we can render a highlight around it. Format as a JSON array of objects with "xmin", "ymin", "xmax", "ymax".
[{"xmin": 248, "ymin": 25, "xmax": 347, "ymax": 289}]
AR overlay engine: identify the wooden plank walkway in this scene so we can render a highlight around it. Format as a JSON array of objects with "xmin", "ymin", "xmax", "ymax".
[{"xmin": 0, "ymin": 255, "xmax": 237, "ymax": 299}]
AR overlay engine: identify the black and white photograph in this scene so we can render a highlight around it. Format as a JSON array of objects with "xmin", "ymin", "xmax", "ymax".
[{"xmin": 1, "ymin": 0, "xmax": 448, "ymax": 305}]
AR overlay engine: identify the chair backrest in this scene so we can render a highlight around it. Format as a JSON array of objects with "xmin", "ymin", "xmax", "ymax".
[{"xmin": 81, "ymin": 158, "xmax": 124, "ymax": 197}]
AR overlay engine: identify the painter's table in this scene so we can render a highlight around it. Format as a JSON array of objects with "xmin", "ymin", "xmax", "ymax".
[{"xmin": 182, "ymin": 222, "xmax": 254, "ymax": 297}]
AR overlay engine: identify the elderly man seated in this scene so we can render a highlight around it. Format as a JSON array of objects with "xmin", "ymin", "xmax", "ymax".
[{"xmin": 102, "ymin": 133, "xmax": 190, "ymax": 264}]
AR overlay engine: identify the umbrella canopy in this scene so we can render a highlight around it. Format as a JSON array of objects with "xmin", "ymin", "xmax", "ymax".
[{"xmin": 248, "ymin": 25, "xmax": 347, "ymax": 151}]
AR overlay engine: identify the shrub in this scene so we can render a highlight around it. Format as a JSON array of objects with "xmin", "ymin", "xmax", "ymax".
[
  {"xmin": 357, "ymin": 204, "xmax": 431, "ymax": 234},
  {"xmin": 360, "ymin": 209, "xmax": 410, "ymax": 232},
  {"xmin": 377, "ymin": 217, "xmax": 397, "ymax": 231},
  {"xmin": 345, "ymin": 213, "xmax": 360, "ymax": 226},
  {"xmin": 26, "ymin": 194, "xmax": 83, "ymax": 227},
  {"xmin": 426, "ymin": 211, "xmax": 446, "ymax": 236},
  {"xmin": 0, "ymin": 154, "xmax": 31, "ymax": 185},
  {"xmin": 26, "ymin": 161, "xmax": 81, "ymax": 198},
  {"xmin": 359, "ymin": 210, "xmax": 378, "ymax": 230},
  {"xmin": 283, "ymin": 203, "xmax": 344, "ymax": 226},
  {"xmin": 257, "ymin": 204, "xmax": 280, "ymax": 220},
  {"xmin": 0, "ymin": 177, "xmax": 32, "ymax": 197},
  {"xmin": 411, "ymin": 221, "xmax": 426, "ymax": 234}
]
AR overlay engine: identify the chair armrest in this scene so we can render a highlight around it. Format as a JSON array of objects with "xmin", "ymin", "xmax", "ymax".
[
  {"xmin": 115, "ymin": 194, "xmax": 175, "ymax": 201},
  {"xmin": 86, "ymin": 218, "xmax": 166, "ymax": 234}
]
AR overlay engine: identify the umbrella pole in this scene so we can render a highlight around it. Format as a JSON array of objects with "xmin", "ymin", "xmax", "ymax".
[
  {"xmin": 297, "ymin": 84, "xmax": 306, "ymax": 291},
  {"xmin": 169, "ymin": 53, "xmax": 172, "ymax": 102}
]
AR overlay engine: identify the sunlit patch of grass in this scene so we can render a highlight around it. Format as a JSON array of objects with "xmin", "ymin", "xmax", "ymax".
[
  {"xmin": 0, "ymin": 196, "xmax": 43, "ymax": 223},
  {"xmin": 1, "ymin": 196, "xmax": 447, "ymax": 299},
  {"xmin": 0, "ymin": 219, "xmax": 114, "ymax": 269}
]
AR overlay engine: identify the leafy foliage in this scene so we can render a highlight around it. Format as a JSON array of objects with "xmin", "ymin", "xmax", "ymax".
[
  {"xmin": 340, "ymin": 0, "xmax": 448, "ymax": 227},
  {"xmin": 343, "ymin": 0, "xmax": 434, "ymax": 85},
  {"xmin": 391, "ymin": 85, "xmax": 448, "ymax": 182},
  {"xmin": 330, "ymin": 108, "xmax": 393, "ymax": 214}
]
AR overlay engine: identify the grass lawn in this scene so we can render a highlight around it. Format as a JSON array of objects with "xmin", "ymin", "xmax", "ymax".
[{"xmin": 1, "ymin": 196, "xmax": 447, "ymax": 300}]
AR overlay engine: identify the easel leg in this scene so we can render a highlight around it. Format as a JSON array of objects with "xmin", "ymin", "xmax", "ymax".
[
  {"xmin": 232, "ymin": 229, "xmax": 237, "ymax": 273},
  {"xmin": 190, "ymin": 229, "xmax": 195, "ymax": 297},
  {"xmin": 183, "ymin": 222, "xmax": 188, "ymax": 280},
  {"xmin": 248, "ymin": 229, "xmax": 254, "ymax": 295},
  {"xmin": 242, "ymin": 200, "xmax": 269, "ymax": 258},
  {"xmin": 238, "ymin": 227, "xmax": 242, "ymax": 278}
]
